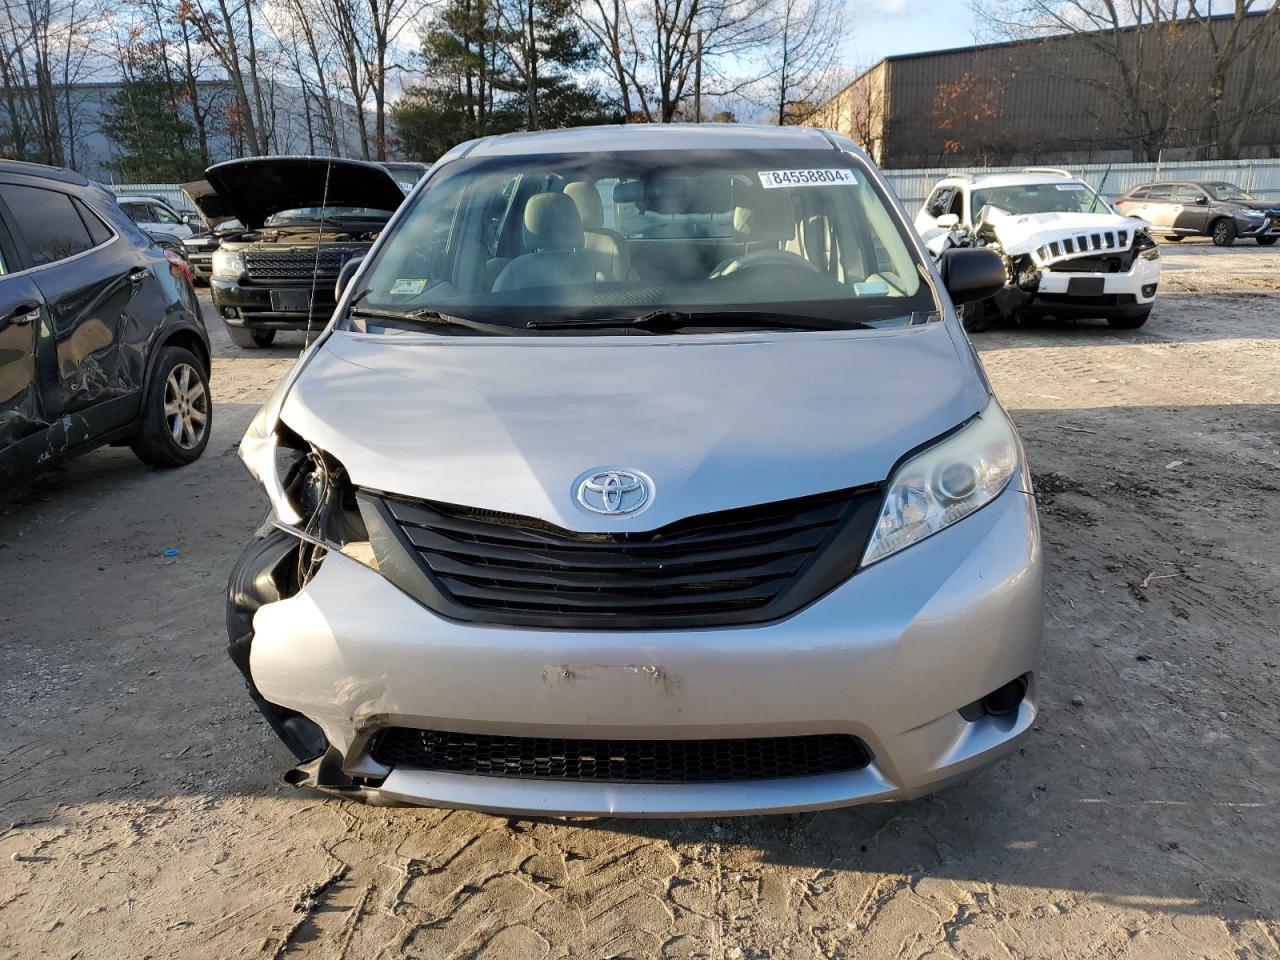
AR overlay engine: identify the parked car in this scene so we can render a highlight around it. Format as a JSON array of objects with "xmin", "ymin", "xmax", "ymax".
[
  {"xmin": 1114, "ymin": 180, "xmax": 1280, "ymax": 246},
  {"xmin": 381, "ymin": 161, "xmax": 432, "ymax": 193},
  {"xmin": 226, "ymin": 124, "xmax": 1043, "ymax": 817},
  {"xmin": 182, "ymin": 157, "xmax": 408, "ymax": 348},
  {"xmin": 915, "ymin": 168, "xmax": 1161, "ymax": 331},
  {"xmin": 0, "ymin": 160, "xmax": 212, "ymax": 481},
  {"xmin": 180, "ymin": 218, "xmax": 242, "ymax": 285},
  {"xmin": 116, "ymin": 195, "xmax": 197, "ymax": 243}
]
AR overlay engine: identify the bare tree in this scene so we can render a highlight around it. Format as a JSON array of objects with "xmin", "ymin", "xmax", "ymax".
[
  {"xmin": 189, "ymin": 0, "xmax": 268, "ymax": 153},
  {"xmin": 1186, "ymin": 0, "xmax": 1280, "ymax": 158},
  {"xmin": 769, "ymin": 0, "xmax": 846, "ymax": 125}
]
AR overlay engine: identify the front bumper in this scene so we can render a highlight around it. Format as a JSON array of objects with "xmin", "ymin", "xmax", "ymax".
[
  {"xmin": 241, "ymin": 481, "xmax": 1044, "ymax": 817},
  {"xmin": 1032, "ymin": 251, "xmax": 1160, "ymax": 314},
  {"xmin": 1239, "ymin": 216, "xmax": 1280, "ymax": 238},
  {"xmin": 210, "ymin": 278, "xmax": 335, "ymax": 330}
]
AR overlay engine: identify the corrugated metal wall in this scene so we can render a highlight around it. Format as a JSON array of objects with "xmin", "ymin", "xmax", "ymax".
[
  {"xmin": 110, "ymin": 183, "xmax": 195, "ymax": 211},
  {"xmin": 882, "ymin": 159, "xmax": 1280, "ymax": 210}
]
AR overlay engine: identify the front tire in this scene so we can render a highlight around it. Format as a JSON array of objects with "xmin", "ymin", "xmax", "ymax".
[
  {"xmin": 226, "ymin": 324, "xmax": 276, "ymax": 348},
  {"xmin": 1211, "ymin": 219, "xmax": 1237, "ymax": 247},
  {"xmin": 959, "ymin": 300, "xmax": 991, "ymax": 333},
  {"xmin": 130, "ymin": 346, "xmax": 211, "ymax": 467},
  {"xmin": 1257, "ymin": 236, "xmax": 1277, "ymax": 246},
  {"xmin": 1107, "ymin": 307, "xmax": 1151, "ymax": 330}
]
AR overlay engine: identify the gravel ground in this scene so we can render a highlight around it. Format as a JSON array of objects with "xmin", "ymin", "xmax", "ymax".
[{"xmin": 1, "ymin": 239, "xmax": 1277, "ymax": 959}]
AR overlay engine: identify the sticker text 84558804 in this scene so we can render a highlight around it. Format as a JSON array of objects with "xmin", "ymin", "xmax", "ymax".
[{"xmin": 757, "ymin": 169, "xmax": 858, "ymax": 189}]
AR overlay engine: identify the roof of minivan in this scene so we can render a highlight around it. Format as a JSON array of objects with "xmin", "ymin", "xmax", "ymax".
[
  {"xmin": 463, "ymin": 124, "xmax": 839, "ymax": 157},
  {"xmin": 0, "ymin": 158, "xmax": 90, "ymax": 186},
  {"xmin": 945, "ymin": 172, "xmax": 1087, "ymax": 189}
]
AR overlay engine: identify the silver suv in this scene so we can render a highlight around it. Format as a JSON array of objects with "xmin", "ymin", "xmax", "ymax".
[{"xmin": 226, "ymin": 124, "xmax": 1043, "ymax": 817}]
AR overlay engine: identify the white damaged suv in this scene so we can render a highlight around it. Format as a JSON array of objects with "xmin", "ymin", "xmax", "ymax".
[{"xmin": 915, "ymin": 169, "xmax": 1161, "ymax": 331}]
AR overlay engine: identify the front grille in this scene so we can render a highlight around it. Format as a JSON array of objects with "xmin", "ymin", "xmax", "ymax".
[
  {"xmin": 371, "ymin": 728, "xmax": 871, "ymax": 782},
  {"xmin": 244, "ymin": 251, "xmax": 346, "ymax": 282},
  {"xmin": 366, "ymin": 485, "xmax": 882, "ymax": 629},
  {"xmin": 1033, "ymin": 229, "xmax": 1129, "ymax": 267}
]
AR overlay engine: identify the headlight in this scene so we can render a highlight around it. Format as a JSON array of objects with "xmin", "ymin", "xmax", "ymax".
[
  {"xmin": 862, "ymin": 402, "xmax": 1020, "ymax": 565},
  {"xmin": 212, "ymin": 248, "xmax": 244, "ymax": 279},
  {"xmin": 1239, "ymin": 209, "xmax": 1265, "ymax": 220}
]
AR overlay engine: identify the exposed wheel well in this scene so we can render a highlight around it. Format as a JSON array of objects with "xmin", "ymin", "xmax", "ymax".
[{"xmin": 162, "ymin": 328, "xmax": 211, "ymax": 375}]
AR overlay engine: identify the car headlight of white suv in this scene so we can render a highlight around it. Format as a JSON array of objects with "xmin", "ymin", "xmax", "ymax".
[
  {"xmin": 863, "ymin": 402, "xmax": 1020, "ymax": 565},
  {"xmin": 212, "ymin": 248, "xmax": 245, "ymax": 279}
]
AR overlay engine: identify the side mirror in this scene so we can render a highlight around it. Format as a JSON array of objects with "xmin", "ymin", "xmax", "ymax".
[
  {"xmin": 935, "ymin": 213, "xmax": 960, "ymax": 229},
  {"xmin": 335, "ymin": 256, "xmax": 364, "ymax": 301},
  {"xmin": 1194, "ymin": 195, "xmax": 1208, "ymax": 205},
  {"xmin": 940, "ymin": 247, "xmax": 1006, "ymax": 306},
  {"xmin": 182, "ymin": 213, "xmax": 194, "ymax": 224}
]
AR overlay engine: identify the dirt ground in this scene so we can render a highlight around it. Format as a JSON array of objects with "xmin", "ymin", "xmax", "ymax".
[{"xmin": 1, "ymin": 238, "xmax": 1277, "ymax": 959}]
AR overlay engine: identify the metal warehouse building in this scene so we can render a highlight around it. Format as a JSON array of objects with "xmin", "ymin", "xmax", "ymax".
[{"xmin": 806, "ymin": 11, "xmax": 1280, "ymax": 168}]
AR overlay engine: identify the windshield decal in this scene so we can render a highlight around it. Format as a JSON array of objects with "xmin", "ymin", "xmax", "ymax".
[
  {"xmin": 390, "ymin": 279, "xmax": 428, "ymax": 295},
  {"xmin": 1055, "ymin": 184, "xmax": 1087, "ymax": 191},
  {"xmin": 758, "ymin": 169, "xmax": 857, "ymax": 189}
]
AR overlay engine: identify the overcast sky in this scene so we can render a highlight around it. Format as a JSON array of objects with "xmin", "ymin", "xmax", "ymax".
[{"xmin": 844, "ymin": 0, "xmax": 982, "ymax": 66}]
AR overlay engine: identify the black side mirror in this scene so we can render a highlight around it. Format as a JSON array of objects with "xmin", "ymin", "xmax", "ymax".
[
  {"xmin": 1194, "ymin": 195, "xmax": 1208, "ymax": 205},
  {"xmin": 335, "ymin": 256, "xmax": 364, "ymax": 301},
  {"xmin": 940, "ymin": 247, "xmax": 1006, "ymax": 306}
]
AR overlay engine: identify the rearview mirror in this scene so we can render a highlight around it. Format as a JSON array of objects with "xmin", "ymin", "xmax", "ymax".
[
  {"xmin": 935, "ymin": 213, "xmax": 960, "ymax": 229},
  {"xmin": 940, "ymin": 248, "xmax": 1005, "ymax": 306},
  {"xmin": 335, "ymin": 256, "xmax": 364, "ymax": 301}
]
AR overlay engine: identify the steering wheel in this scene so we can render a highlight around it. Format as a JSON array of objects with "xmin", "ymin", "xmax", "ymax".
[{"xmin": 709, "ymin": 248, "xmax": 824, "ymax": 279}]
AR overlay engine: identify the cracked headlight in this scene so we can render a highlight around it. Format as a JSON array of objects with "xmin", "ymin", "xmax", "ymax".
[
  {"xmin": 212, "ymin": 248, "xmax": 244, "ymax": 279},
  {"xmin": 862, "ymin": 402, "xmax": 1020, "ymax": 565}
]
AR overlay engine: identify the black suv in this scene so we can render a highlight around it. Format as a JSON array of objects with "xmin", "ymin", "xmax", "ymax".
[
  {"xmin": 0, "ymin": 160, "xmax": 211, "ymax": 481},
  {"xmin": 183, "ymin": 157, "xmax": 409, "ymax": 348},
  {"xmin": 1115, "ymin": 180, "xmax": 1280, "ymax": 246}
]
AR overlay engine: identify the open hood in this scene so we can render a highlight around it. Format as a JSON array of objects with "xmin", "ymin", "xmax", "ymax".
[{"xmin": 184, "ymin": 157, "xmax": 407, "ymax": 230}]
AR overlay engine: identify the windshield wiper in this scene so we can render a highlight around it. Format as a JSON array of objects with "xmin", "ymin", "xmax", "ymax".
[
  {"xmin": 525, "ymin": 310, "xmax": 870, "ymax": 332},
  {"xmin": 348, "ymin": 306, "xmax": 516, "ymax": 336}
]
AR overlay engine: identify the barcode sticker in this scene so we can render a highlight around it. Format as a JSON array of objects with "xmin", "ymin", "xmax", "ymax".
[{"xmin": 758, "ymin": 169, "xmax": 858, "ymax": 189}]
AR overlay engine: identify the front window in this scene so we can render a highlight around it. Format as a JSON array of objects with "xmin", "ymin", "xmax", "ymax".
[
  {"xmin": 1203, "ymin": 182, "xmax": 1255, "ymax": 201},
  {"xmin": 345, "ymin": 150, "xmax": 932, "ymax": 335},
  {"xmin": 971, "ymin": 181, "xmax": 1112, "ymax": 217}
]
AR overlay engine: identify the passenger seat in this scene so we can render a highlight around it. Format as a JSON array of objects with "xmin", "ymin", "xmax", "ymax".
[
  {"xmin": 564, "ymin": 181, "xmax": 630, "ymax": 281},
  {"xmin": 491, "ymin": 193, "xmax": 599, "ymax": 292}
]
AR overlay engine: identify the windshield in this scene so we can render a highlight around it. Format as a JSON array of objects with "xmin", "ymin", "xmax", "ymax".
[
  {"xmin": 972, "ymin": 181, "xmax": 1111, "ymax": 217},
  {"xmin": 1204, "ymin": 182, "xmax": 1255, "ymax": 201},
  {"xmin": 265, "ymin": 206, "xmax": 392, "ymax": 225},
  {"xmin": 345, "ymin": 149, "xmax": 931, "ymax": 335}
]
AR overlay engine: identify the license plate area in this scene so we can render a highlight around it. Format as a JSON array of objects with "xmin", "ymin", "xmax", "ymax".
[
  {"xmin": 1067, "ymin": 277, "xmax": 1105, "ymax": 297},
  {"xmin": 270, "ymin": 289, "xmax": 313, "ymax": 313}
]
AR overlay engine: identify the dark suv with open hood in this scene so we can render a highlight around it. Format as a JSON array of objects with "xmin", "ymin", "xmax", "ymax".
[{"xmin": 183, "ymin": 157, "xmax": 409, "ymax": 348}]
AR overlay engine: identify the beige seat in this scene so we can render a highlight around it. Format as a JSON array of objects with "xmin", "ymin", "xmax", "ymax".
[
  {"xmin": 491, "ymin": 193, "xmax": 598, "ymax": 292},
  {"xmin": 564, "ymin": 181, "xmax": 630, "ymax": 281}
]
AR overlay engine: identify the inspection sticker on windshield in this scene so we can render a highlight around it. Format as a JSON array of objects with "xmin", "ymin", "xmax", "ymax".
[
  {"xmin": 758, "ymin": 169, "xmax": 857, "ymax": 189},
  {"xmin": 1055, "ymin": 184, "xmax": 1086, "ymax": 191},
  {"xmin": 389, "ymin": 278, "xmax": 427, "ymax": 295}
]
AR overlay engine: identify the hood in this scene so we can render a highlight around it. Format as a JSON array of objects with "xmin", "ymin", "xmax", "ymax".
[
  {"xmin": 1239, "ymin": 199, "xmax": 1280, "ymax": 213},
  {"xmin": 987, "ymin": 210, "xmax": 1150, "ymax": 265},
  {"xmin": 184, "ymin": 157, "xmax": 406, "ymax": 229},
  {"xmin": 278, "ymin": 324, "xmax": 988, "ymax": 533}
]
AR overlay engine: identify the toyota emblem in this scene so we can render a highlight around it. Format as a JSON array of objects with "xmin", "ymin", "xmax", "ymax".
[{"xmin": 576, "ymin": 469, "xmax": 651, "ymax": 516}]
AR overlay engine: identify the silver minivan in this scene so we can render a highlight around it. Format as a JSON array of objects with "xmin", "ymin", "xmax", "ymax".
[{"xmin": 227, "ymin": 124, "xmax": 1043, "ymax": 817}]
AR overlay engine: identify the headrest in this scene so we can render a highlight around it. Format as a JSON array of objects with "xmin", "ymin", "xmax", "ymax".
[
  {"xmin": 732, "ymin": 186, "xmax": 795, "ymax": 243},
  {"xmin": 564, "ymin": 181, "xmax": 604, "ymax": 230},
  {"xmin": 524, "ymin": 193, "xmax": 583, "ymax": 251}
]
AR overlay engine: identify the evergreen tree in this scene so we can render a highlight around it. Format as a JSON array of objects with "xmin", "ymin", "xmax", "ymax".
[{"xmin": 102, "ymin": 47, "xmax": 204, "ymax": 182}]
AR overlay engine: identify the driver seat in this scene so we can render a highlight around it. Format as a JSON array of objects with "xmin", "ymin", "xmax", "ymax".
[
  {"xmin": 710, "ymin": 186, "xmax": 799, "ymax": 277},
  {"xmin": 492, "ymin": 193, "xmax": 599, "ymax": 292}
]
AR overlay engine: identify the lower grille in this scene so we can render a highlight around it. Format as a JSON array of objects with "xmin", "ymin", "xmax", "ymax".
[
  {"xmin": 1050, "ymin": 251, "xmax": 1136, "ymax": 273},
  {"xmin": 371, "ymin": 728, "xmax": 870, "ymax": 782},
  {"xmin": 365, "ymin": 485, "xmax": 883, "ymax": 629},
  {"xmin": 244, "ymin": 251, "xmax": 346, "ymax": 282}
]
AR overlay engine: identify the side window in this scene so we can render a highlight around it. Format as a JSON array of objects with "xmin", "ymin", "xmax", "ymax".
[
  {"xmin": 1128, "ymin": 187, "xmax": 1149, "ymax": 200},
  {"xmin": 925, "ymin": 187, "xmax": 953, "ymax": 217},
  {"xmin": 152, "ymin": 204, "xmax": 181, "ymax": 225},
  {"xmin": 74, "ymin": 198, "xmax": 113, "ymax": 247},
  {"xmin": 1173, "ymin": 186, "xmax": 1201, "ymax": 202},
  {"xmin": 1147, "ymin": 185, "xmax": 1173, "ymax": 200},
  {"xmin": 0, "ymin": 183, "xmax": 94, "ymax": 266},
  {"xmin": 121, "ymin": 203, "xmax": 146, "ymax": 224},
  {"xmin": 946, "ymin": 189, "xmax": 964, "ymax": 218}
]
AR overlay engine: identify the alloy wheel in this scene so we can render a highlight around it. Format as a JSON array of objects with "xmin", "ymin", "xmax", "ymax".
[{"xmin": 163, "ymin": 362, "xmax": 209, "ymax": 450}]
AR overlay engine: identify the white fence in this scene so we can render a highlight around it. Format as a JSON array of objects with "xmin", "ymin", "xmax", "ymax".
[
  {"xmin": 881, "ymin": 158, "xmax": 1280, "ymax": 210},
  {"xmin": 110, "ymin": 158, "xmax": 1280, "ymax": 217}
]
